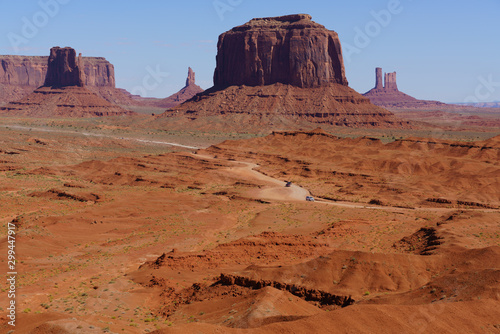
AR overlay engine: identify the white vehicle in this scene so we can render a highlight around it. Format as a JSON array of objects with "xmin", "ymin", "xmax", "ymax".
[{"xmin": 306, "ymin": 196, "xmax": 315, "ymax": 202}]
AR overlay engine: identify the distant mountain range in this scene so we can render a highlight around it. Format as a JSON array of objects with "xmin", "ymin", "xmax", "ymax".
[{"xmin": 454, "ymin": 102, "xmax": 500, "ymax": 108}]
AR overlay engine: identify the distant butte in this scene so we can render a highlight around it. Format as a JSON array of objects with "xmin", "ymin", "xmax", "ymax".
[
  {"xmin": 0, "ymin": 47, "xmax": 133, "ymax": 117},
  {"xmin": 154, "ymin": 67, "xmax": 204, "ymax": 108},
  {"xmin": 0, "ymin": 52, "xmax": 132, "ymax": 105},
  {"xmin": 363, "ymin": 67, "xmax": 448, "ymax": 109},
  {"xmin": 161, "ymin": 14, "xmax": 410, "ymax": 128}
]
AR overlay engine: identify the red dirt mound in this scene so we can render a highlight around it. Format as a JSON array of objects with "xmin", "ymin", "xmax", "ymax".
[
  {"xmin": 140, "ymin": 231, "xmax": 332, "ymax": 271},
  {"xmin": 29, "ymin": 188, "xmax": 100, "ymax": 203},
  {"xmin": 0, "ymin": 86, "xmax": 133, "ymax": 117},
  {"xmin": 393, "ymin": 227, "xmax": 443, "ymax": 255},
  {"xmin": 161, "ymin": 83, "xmax": 411, "ymax": 128},
  {"xmin": 151, "ymin": 300, "xmax": 500, "ymax": 333},
  {"xmin": 201, "ymin": 130, "xmax": 500, "ymax": 208},
  {"xmin": 1, "ymin": 127, "xmax": 498, "ymax": 333},
  {"xmin": 165, "ymin": 286, "xmax": 322, "ymax": 328}
]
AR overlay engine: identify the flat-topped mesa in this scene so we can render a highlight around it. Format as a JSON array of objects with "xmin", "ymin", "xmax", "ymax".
[
  {"xmin": 44, "ymin": 47, "xmax": 84, "ymax": 87},
  {"xmin": 0, "ymin": 55, "xmax": 114, "ymax": 88},
  {"xmin": 0, "ymin": 46, "xmax": 133, "ymax": 117},
  {"xmin": 213, "ymin": 14, "xmax": 348, "ymax": 88}
]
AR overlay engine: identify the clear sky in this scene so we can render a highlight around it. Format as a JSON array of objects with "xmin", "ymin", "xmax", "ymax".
[{"xmin": 1, "ymin": 0, "xmax": 499, "ymax": 103}]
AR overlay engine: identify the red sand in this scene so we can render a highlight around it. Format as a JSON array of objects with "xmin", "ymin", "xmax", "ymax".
[{"xmin": 0, "ymin": 128, "xmax": 498, "ymax": 333}]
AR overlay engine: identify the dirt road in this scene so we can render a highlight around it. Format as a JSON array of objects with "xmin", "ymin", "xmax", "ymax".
[
  {"xmin": 0, "ymin": 124, "xmax": 200, "ymax": 149},
  {"xmin": 191, "ymin": 153, "xmax": 500, "ymax": 213},
  {"xmin": 225, "ymin": 160, "xmax": 310, "ymax": 201}
]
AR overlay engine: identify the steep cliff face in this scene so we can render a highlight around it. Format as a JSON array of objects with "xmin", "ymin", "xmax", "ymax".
[
  {"xmin": 213, "ymin": 14, "xmax": 348, "ymax": 88},
  {"xmin": 0, "ymin": 56, "xmax": 47, "ymax": 87},
  {"xmin": 384, "ymin": 72, "xmax": 398, "ymax": 92},
  {"xmin": 186, "ymin": 67, "xmax": 196, "ymax": 87},
  {"xmin": 0, "ymin": 55, "xmax": 115, "ymax": 87},
  {"xmin": 0, "ymin": 47, "xmax": 131, "ymax": 117},
  {"xmin": 0, "ymin": 53, "xmax": 116, "ymax": 104},
  {"xmin": 44, "ymin": 47, "xmax": 85, "ymax": 87},
  {"xmin": 82, "ymin": 58, "xmax": 115, "ymax": 87},
  {"xmin": 163, "ymin": 14, "xmax": 409, "ymax": 129},
  {"xmin": 375, "ymin": 67, "xmax": 383, "ymax": 90}
]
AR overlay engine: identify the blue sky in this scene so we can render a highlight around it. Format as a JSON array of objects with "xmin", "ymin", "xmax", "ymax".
[{"xmin": 1, "ymin": 0, "xmax": 499, "ymax": 103}]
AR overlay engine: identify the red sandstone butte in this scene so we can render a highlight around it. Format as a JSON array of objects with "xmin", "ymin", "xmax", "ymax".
[
  {"xmin": 364, "ymin": 67, "xmax": 448, "ymax": 109},
  {"xmin": 0, "ymin": 52, "xmax": 129, "ymax": 105},
  {"xmin": 162, "ymin": 14, "xmax": 410, "ymax": 128},
  {"xmin": 44, "ymin": 47, "xmax": 85, "ymax": 87},
  {"xmin": 0, "ymin": 47, "xmax": 132, "ymax": 117},
  {"xmin": 213, "ymin": 14, "xmax": 348, "ymax": 88}
]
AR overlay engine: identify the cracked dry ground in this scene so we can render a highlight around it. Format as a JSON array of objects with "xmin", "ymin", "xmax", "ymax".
[{"xmin": 0, "ymin": 129, "xmax": 499, "ymax": 333}]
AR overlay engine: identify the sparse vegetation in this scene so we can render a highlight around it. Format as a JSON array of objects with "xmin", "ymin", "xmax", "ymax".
[{"xmin": 1, "ymin": 112, "xmax": 499, "ymax": 332}]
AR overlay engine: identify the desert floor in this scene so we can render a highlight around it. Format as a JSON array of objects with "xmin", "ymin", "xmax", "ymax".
[{"xmin": 0, "ymin": 114, "xmax": 499, "ymax": 333}]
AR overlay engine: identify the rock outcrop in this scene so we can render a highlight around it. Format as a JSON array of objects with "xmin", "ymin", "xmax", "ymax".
[
  {"xmin": 0, "ymin": 53, "xmax": 120, "ymax": 104},
  {"xmin": 44, "ymin": 47, "xmax": 85, "ymax": 87},
  {"xmin": 384, "ymin": 72, "xmax": 398, "ymax": 92},
  {"xmin": 186, "ymin": 67, "xmax": 196, "ymax": 87},
  {"xmin": 374, "ymin": 67, "xmax": 383, "ymax": 90},
  {"xmin": 0, "ymin": 53, "xmax": 115, "ymax": 88},
  {"xmin": 0, "ymin": 47, "xmax": 132, "ymax": 117},
  {"xmin": 213, "ymin": 14, "xmax": 348, "ymax": 89},
  {"xmin": 161, "ymin": 15, "xmax": 409, "ymax": 129},
  {"xmin": 364, "ymin": 67, "xmax": 447, "ymax": 109},
  {"xmin": 163, "ymin": 83, "xmax": 410, "ymax": 128},
  {"xmin": 154, "ymin": 67, "xmax": 204, "ymax": 108},
  {"xmin": 0, "ymin": 56, "xmax": 47, "ymax": 87}
]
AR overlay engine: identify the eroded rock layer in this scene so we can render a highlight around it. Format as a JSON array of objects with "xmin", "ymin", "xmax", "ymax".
[
  {"xmin": 154, "ymin": 67, "xmax": 204, "ymax": 108},
  {"xmin": 213, "ymin": 14, "xmax": 348, "ymax": 88},
  {"xmin": 164, "ymin": 15, "xmax": 409, "ymax": 128},
  {"xmin": 0, "ymin": 54, "xmax": 115, "ymax": 87},
  {"xmin": 0, "ymin": 47, "xmax": 132, "ymax": 117},
  {"xmin": 0, "ymin": 53, "xmax": 117, "ymax": 104},
  {"xmin": 166, "ymin": 84, "xmax": 409, "ymax": 127},
  {"xmin": 364, "ymin": 67, "xmax": 448, "ymax": 109},
  {"xmin": 44, "ymin": 47, "xmax": 85, "ymax": 87},
  {"xmin": 164, "ymin": 83, "xmax": 410, "ymax": 128},
  {"xmin": 0, "ymin": 86, "xmax": 133, "ymax": 117}
]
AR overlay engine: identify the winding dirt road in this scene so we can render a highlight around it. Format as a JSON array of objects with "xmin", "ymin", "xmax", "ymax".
[
  {"xmin": 224, "ymin": 160, "xmax": 311, "ymax": 202},
  {"xmin": 191, "ymin": 153, "xmax": 500, "ymax": 213}
]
